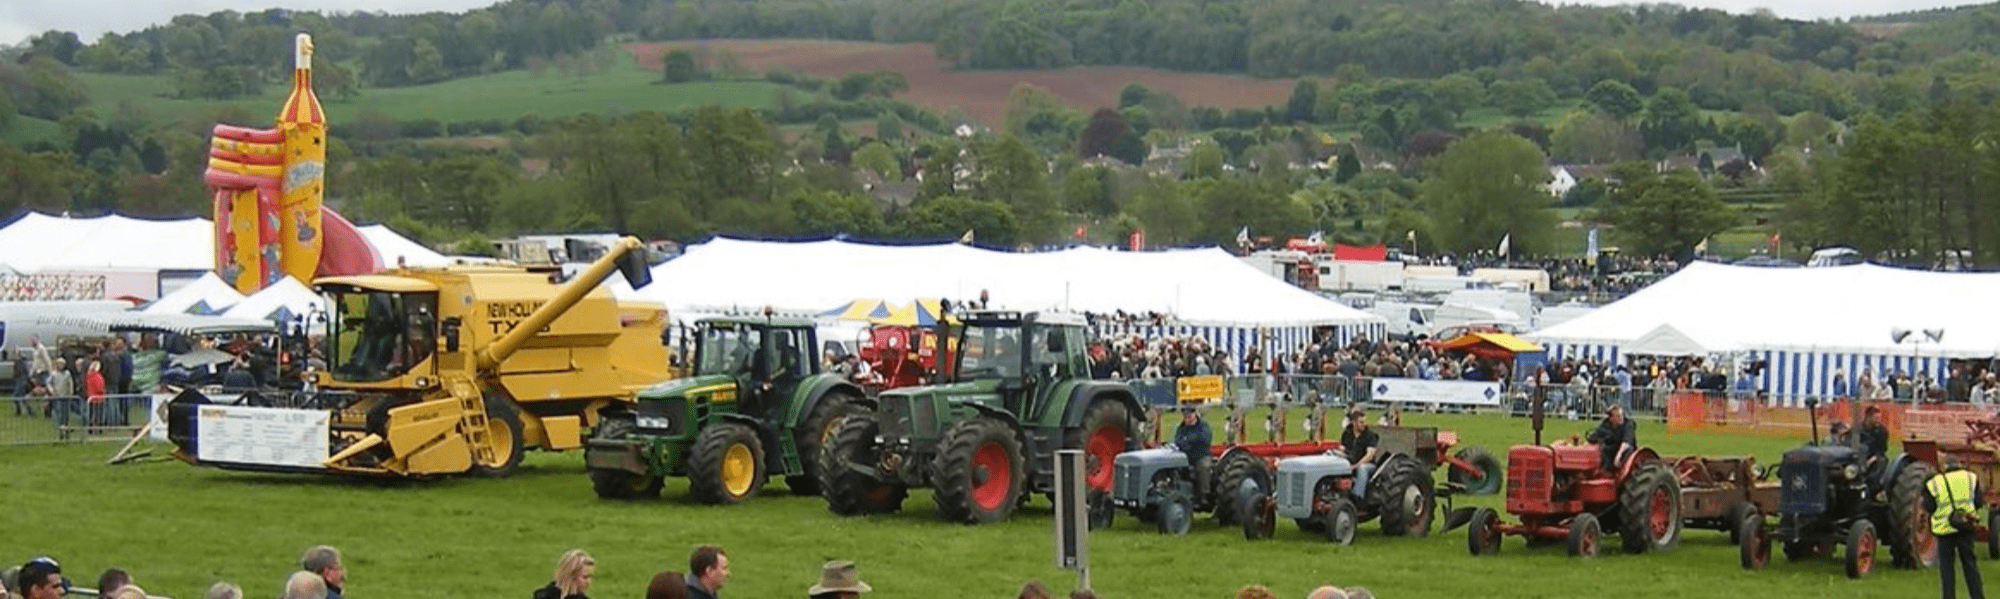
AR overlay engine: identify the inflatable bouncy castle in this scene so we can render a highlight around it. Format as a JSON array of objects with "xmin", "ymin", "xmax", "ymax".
[{"xmin": 206, "ymin": 33, "xmax": 381, "ymax": 294}]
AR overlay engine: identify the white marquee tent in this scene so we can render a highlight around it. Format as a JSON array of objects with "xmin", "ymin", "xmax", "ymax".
[
  {"xmin": 635, "ymin": 238, "xmax": 1385, "ymax": 360},
  {"xmin": 143, "ymin": 273, "xmax": 245, "ymax": 315},
  {"xmin": 359, "ymin": 224, "xmax": 454, "ymax": 267},
  {"xmin": 223, "ymin": 276, "xmax": 327, "ymax": 322},
  {"xmin": 1530, "ymin": 262, "xmax": 2000, "ymax": 404}
]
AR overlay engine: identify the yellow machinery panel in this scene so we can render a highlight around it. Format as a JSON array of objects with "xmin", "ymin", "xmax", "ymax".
[{"xmin": 540, "ymin": 415, "xmax": 583, "ymax": 451}]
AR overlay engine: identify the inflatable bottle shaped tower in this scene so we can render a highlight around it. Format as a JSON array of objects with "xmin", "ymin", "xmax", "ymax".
[
  {"xmin": 276, "ymin": 33, "xmax": 326, "ymax": 285},
  {"xmin": 205, "ymin": 33, "xmax": 325, "ymax": 294}
]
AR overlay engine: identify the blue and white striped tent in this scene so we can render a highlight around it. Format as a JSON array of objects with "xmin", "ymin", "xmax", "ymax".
[{"xmin": 1531, "ymin": 262, "xmax": 2000, "ymax": 406}]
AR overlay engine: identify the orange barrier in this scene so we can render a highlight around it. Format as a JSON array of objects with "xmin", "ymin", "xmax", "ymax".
[{"xmin": 1668, "ymin": 393, "xmax": 1998, "ymax": 443}]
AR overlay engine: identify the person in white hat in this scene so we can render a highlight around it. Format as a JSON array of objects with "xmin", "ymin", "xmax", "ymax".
[{"xmin": 805, "ymin": 561, "xmax": 871, "ymax": 599}]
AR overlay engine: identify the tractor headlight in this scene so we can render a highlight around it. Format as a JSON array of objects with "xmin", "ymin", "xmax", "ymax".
[
  {"xmin": 636, "ymin": 416, "xmax": 674, "ymax": 430},
  {"xmin": 1841, "ymin": 464, "xmax": 1860, "ymax": 480}
]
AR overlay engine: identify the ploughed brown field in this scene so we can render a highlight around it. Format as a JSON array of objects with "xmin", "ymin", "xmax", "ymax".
[{"xmin": 625, "ymin": 39, "xmax": 1296, "ymax": 126}]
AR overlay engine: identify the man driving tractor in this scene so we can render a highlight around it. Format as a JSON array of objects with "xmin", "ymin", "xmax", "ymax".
[
  {"xmin": 1341, "ymin": 408, "xmax": 1380, "ymax": 498},
  {"xmin": 1587, "ymin": 405, "xmax": 1636, "ymax": 473}
]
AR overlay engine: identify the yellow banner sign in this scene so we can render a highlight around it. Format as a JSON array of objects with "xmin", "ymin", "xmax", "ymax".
[{"xmin": 1176, "ymin": 375, "xmax": 1225, "ymax": 402}]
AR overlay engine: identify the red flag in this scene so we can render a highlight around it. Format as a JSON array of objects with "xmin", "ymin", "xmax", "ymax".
[
  {"xmin": 1074, "ymin": 225, "xmax": 1088, "ymax": 238},
  {"xmin": 1768, "ymin": 230, "xmax": 1781, "ymax": 250},
  {"xmin": 1129, "ymin": 229, "xmax": 1145, "ymax": 251}
]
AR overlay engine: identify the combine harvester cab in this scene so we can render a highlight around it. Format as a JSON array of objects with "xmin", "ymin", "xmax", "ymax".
[
  {"xmin": 166, "ymin": 237, "xmax": 665, "ymax": 478},
  {"xmin": 583, "ymin": 316, "xmax": 867, "ymax": 504},
  {"xmin": 819, "ymin": 309, "xmax": 1143, "ymax": 524}
]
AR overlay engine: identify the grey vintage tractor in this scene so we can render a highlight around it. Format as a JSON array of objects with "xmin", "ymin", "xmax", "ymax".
[
  {"xmin": 1738, "ymin": 399, "xmax": 1935, "ymax": 578},
  {"xmin": 1240, "ymin": 429, "xmax": 1439, "ymax": 544},
  {"xmin": 1099, "ymin": 446, "xmax": 1256, "ymax": 534}
]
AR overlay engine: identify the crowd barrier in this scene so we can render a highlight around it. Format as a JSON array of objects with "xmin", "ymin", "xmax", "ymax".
[
  {"xmin": 1661, "ymin": 390, "xmax": 2000, "ymax": 441},
  {"xmin": 1, "ymin": 393, "xmax": 165, "ymax": 445}
]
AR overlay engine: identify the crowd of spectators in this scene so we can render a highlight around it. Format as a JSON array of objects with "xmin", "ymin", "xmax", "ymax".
[{"xmin": 6, "ymin": 329, "xmax": 318, "ymax": 436}]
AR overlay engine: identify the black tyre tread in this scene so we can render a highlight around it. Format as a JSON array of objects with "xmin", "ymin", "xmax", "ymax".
[
  {"xmin": 820, "ymin": 412, "xmax": 907, "ymax": 515},
  {"xmin": 792, "ymin": 390, "xmax": 859, "ymax": 496},
  {"xmin": 1726, "ymin": 501, "xmax": 1755, "ymax": 546},
  {"xmin": 469, "ymin": 394, "xmax": 525, "ymax": 478},
  {"xmin": 1213, "ymin": 450, "xmax": 1264, "ymax": 525},
  {"xmin": 933, "ymin": 416, "xmax": 1025, "ymax": 524},
  {"xmin": 1375, "ymin": 456, "xmax": 1435, "ymax": 537},
  {"xmin": 686, "ymin": 422, "xmax": 766, "ymax": 505},
  {"xmin": 1988, "ymin": 511, "xmax": 2000, "ymax": 560},
  {"xmin": 1068, "ymin": 399, "xmax": 1137, "ymax": 492},
  {"xmin": 1847, "ymin": 519, "xmax": 1876, "ymax": 578},
  {"xmin": 588, "ymin": 416, "xmax": 661, "ymax": 499},
  {"xmin": 1618, "ymin": 461, "xmax": 1682, "ymax": 554},
  {"xmin": 1739, "ymin": 515, "xmax": 1768, "ymax": 570},
  {"xmin": 1451, "ymin": 447, "xmax": 1504, "ymax": 495},
  {"xmin": 1569, "ymin": 513, "xmax": 1602, "ymax": 558},
  {"xmin": 1887, "ymin": 460, "xmax": 1936, "ymax": 568},
  {"xmin": 1467, "ymin": 507, "xmax": 1501, "ymax": 556}
]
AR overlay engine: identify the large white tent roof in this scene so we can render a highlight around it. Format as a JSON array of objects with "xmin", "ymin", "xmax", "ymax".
[
  {"xmin": 1531, "ymin": 262, "xmax": 2000, "ymax": 358},
  {"xmin": 143, "ymin": 273, "xmax": 245, "ymax": 315},
  {"xmin": 0, "ymin": 212, "xmax": 449, "ymax": 274},
  {"xmin": 0, "ymin": 212, "xmax": 214, "ymax": 271},
  {"xmin": 222, "ymin": 276, "xmax": 327, "ymax": 321},
  {"xmin": 635, "ymin": 238, "xmax": 1380, "ymax": 328}
]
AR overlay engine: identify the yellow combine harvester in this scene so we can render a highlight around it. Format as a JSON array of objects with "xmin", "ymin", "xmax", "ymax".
[{"xmin": 166, "ymin": 237, "xmax": 669, "ymax": 477}]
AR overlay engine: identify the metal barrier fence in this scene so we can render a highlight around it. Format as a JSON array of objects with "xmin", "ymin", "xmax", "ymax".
[{"xmin": 0, "ymin": 393, "xmax": 161, "ymax": 445}]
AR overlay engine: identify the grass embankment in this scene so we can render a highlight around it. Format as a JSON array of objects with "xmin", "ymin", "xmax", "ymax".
[{"xmin": 0, "ymin": 410, "xmax": 1943, "ymax": 599}]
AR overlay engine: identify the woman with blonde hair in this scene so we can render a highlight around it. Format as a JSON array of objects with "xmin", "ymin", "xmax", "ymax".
[{"xmin": 534, "ymin": 549, "xmax": 594, "ymax": 599}]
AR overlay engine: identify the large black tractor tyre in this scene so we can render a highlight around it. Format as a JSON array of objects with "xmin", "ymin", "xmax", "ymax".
[
  {"xmin": 1888, "ymin": 460, "xmax": 1938, "ymax": 568},
  {"xmin": 469, "ymin": 394, "xmax": 525, "ymax": 478},
  {"xmin": 1067, "ymin": 399, "xmax": 1138, "ymax": 494},
  {"xmin": 788, "ymin": 390, "xmax": 859, "ymax": 496},
  {"xmin": 588, "ymin": 416, "xmax": 663, "ymax": 499},
  {"xmin": 1619, "ymin": 461, "xmax": 1683, "ymax": 554},
  {"xmin": 1213, "ymin": 451, "xmax": 1267, "ymax": 525},
  {"xmin": 686, "ymin": 421, "xmax": 768, "ymax": 505},
  {"xmin": 820, "ymin": 412, "xmax": 908, "ymax": 515},
  {"xmin": 934, "ymin": 416, "xmax": 1026, "ymax": 524},
  {"xmin": 1374, "ymin": 456, "xmax": 1436, "ymax": 537},
  {"xmin": 1449, "ymin": 447, "xmax": 1505, "ymax": 495}
]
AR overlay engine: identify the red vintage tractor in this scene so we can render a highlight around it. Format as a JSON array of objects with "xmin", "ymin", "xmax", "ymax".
[
  {"xmin": 1902, "ymin": 416, "xmax": 2000, "ymax": 559},
  {"xmin": 854, "ymin": 324, "xmax": 953, "ymax": 393},
  {"xmin": 1458, "ymin": 406, "xmax": 1683, "ymax": 558}
]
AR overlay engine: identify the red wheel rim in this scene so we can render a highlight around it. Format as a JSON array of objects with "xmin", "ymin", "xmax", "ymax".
[
  {"xmin": 972, "ymin": 442, "xmax": 1011, "ymax": 510},
  {"xmin": 1650, "ymin": 488, "xmax": 1673, "ymax": 538},
  {"xmin": 1752, "ymin": 530, "xmax": 1769, "ymax": 567},
  {"xmin": 1583, "ymin": 525, "xmax": 1598, "ymax": 556},
  {"xmin": 1858, "ymin": 528, "xmax": 1876, "ymax": 574},
  {"xmin": 1480, "ymin": 516, "xmax": 1499, "ymax": 550},
  {"xmin": 1085, "ymin": 425, "xmax": 1123, "ymax": 491},
  {"xmin": 1913, "ymin": 506, "xmax": 1939, "ymax": 565}
]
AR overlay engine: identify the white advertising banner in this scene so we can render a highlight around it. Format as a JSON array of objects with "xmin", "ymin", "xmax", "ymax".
[
  {"xmin": 194, "ymin": 405, "xmax": 329, "ymax": 468},
  {"xmin": 1369, "ymin": 378, "xmax": 1503, "ymax": 407}
]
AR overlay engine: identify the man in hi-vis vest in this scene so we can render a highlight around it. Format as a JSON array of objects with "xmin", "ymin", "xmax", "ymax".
[{"xmin": 1926, "ymin": 454, "xmax": 1986, "ymax": 599}]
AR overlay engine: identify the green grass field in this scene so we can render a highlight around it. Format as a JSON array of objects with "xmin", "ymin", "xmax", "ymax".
[
  {"xmin": 73, "ymin": 54, "xmax": 782, "ymax": 127},
  {"xmin": 0, "ymin": 410, "xmax": 1954, "ymax": 599}
]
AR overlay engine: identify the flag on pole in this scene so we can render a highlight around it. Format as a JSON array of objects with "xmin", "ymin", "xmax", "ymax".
[
  {"xmin": 1406, "ymin": 230, "xmax": 1416, "ymax": 243},
  {"xmin": 1074, "ymin": 225, "xmax": 1088, "ymax": 239},
  {"xmin": 1767, "ymin": 230, "xmax": 1781, "ymax": 252},
  {"xmin": 1129, "ymin": 229, "xmax": 1145, "ymax": 251},
  {"xmin": 1306, "ymin": 230, "xmax": 1324, "ymax": 246},
  {"xmin": 959, "ymin": 229, "xmax": 975, "ymax": 244},
  {"xmin": 1586, "ymin": 227, "xmax": 1599, "ymax": 256},
  {"xmin": 1694, "ymin": 236, "xmax": 1710, "ymax": 254},
  {"xmin": 1497, "ymin": 233, "xmax": 1511, "ymax": 258},
  {"xmin": 1236, "ymin": 226, "xmax": 1250, "ymax": 247}
]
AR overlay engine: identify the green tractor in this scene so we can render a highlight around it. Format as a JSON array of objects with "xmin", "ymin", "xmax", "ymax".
[
  {"xmin": 819, "ymin": 310, "xmax": 1143, "ymax": 523},
  {"xmin": 585, "ymin": 316, "xmax": 865, "ymax": 504}
]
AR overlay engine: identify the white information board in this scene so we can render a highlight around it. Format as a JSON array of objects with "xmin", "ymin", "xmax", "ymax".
[
  {"xmin": 195, "ymin": 405, "xmax": 330, "ymax": 468},
  {"xmin": 1370, "ymin": 379, "xmax": 1503, "ymax": 407}
]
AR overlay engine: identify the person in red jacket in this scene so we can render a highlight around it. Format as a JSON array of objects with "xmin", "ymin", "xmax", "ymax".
[{"xmin": 83, "ymin": 360, "xmax": 107, "ymax": 428}]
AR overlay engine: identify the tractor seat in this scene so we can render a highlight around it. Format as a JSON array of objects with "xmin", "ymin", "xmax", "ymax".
[{"xmin": 1551, "ymin": 445, "xmax": 1602, "ymax": 471}]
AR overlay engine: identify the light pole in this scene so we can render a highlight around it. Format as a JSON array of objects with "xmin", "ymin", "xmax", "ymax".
[{"xmin": 1891, "ymin": 327, "xmax": 1944, "ymax": 401}]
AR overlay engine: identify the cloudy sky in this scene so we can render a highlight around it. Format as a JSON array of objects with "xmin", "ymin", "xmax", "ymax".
[{"xmin": 0, "ymin": 0, "xmax": 1986, "ymax": 46}]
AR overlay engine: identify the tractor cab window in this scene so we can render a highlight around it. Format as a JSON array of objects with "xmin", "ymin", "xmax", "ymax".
[
  {"xmin": 956, "ymin": 325, "xmax": 1023, "ymax": 379},
  {"xmin": 326, "ymin": 289, "xmax": 437, "ymax": 383},
  {"xmin": 694, "ymin": 323, "xmax": 756, "ymax": 377},
  {"xmin": 764, "ymin": 327, "xmax": 814, "ymax": 379},
  {"xmin": 1031, "ymin": 326, "xmax": 1073, "ymax": 378}
]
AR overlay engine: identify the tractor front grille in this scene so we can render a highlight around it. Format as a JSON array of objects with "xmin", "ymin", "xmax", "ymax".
[
  {"xmin": 881, "ymin": 396, "xmax": 913, "ymax": 438},
  {"xmin": 1114, "ymin": 462, "xmax": 1143, "ymax": 502},
  {"xmin": 1284, "ymin": 471, "xmax": 1310, "ymax": 508},
  {"xmin": 1779, "ymin": 461, "xmax": 1829, "ymax": 515},
  {"xmin": 634, "ymin": 398, "xmax": 687, "ymax": 436},
  {"xmin": 1506, "ymin": 450, "xmax": 1554, "ymax": 512}
]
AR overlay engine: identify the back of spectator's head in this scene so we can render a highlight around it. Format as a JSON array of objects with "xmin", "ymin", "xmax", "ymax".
[
  {"xmin": 97, "ymin": 568, "xmax": 131, "ymax": 595},
  {"xmin": 301, "ymin": 545, "xmax": 342, "ymax": 579},
  {"xmin": 1067, "ymin": 590, "xmax": 1097, "ymax": 599},
  {"xmin": 205, "ymin": 581, "xmax": 244, "ymax": 599},
  {"xmin": 1236, "ymin": 585, "xmax": 1277, "ymax": 599},
  {"xmin": 645, "ymin": 571, "xmax": 688, "ymax": 599},
  {"xmin": 1017, "ymin": 580, "xmax": 1053, "ymax": 599},
  {"xmin": 109, "ymin": 585, "xmax": 147, "ymax": 599},
  {"xmin": 1306, "ymin": 587, "xmax": 1350, "ymax": 599},
  {"xmin": 1342, "ymin": 587, "xmax": 1374, "ymax": 599},
  {"xmin": 282, "ymin": 571, "xmax": 327, "ymax": 599},
  {"xmin": 689, "ymin": 545, "xmax": 726, "ymax": 579}
]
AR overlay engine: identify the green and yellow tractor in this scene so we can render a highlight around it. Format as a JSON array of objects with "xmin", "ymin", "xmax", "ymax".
[
  {"xmin": 585, "ymin": 316, "xmax": 866, "ymax": 504},
  {"xmin": 819, "ymin": 309, "xmax": 1142, "ymax": 523}
]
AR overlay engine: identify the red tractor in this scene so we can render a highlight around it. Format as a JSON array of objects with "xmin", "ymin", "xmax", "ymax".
[
  {"xmin": 1902, "ymin": 416, "xmax": 2000, "ymax": 559},
  {"xmin": 854, "ymin": 324, "xmax": 953, "ymax": 393},
  {"xmin": 1457, "ymin": 406, "xmax": 1683, "ymax": 558}
]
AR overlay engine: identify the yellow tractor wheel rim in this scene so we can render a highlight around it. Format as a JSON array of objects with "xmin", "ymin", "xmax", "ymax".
[
  {"xmin": 722, "ymin": 443, "xmax": 754, "ymax": 496},
  {"xmin": 483, "ymin": 418, "xmax": 515, "ymax": 466}
]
